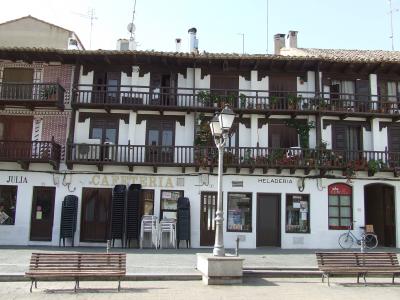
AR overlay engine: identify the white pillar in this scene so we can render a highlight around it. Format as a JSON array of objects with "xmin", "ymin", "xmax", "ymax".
[
  {"xmin": 369, "ymin": 74, "xmax": 380, "ymax": 151},
  {"xmin": 250, "ymin": 115, "xmax": 258, "ymax": 148},
  {"xmin": 128, "ymin": 111, "xmax": 137, "ymax": 144}
]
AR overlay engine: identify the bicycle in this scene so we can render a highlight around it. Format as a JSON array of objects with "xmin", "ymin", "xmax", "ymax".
[{"xmin": 338, "ymin": 222, "xmax": 378, "ymax": 250}]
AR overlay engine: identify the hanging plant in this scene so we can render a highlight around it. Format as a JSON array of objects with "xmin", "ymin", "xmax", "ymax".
[{"xmin": 284, "ymin": 120, "xmax": 315, "ymax": 148}]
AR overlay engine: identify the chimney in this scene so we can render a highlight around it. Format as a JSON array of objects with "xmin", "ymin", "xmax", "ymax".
[
  {"xmin": 286, "ymin": 30, "xmax": 298, "ymax": 48},
  {"xmin": 129, "ymin": 37, "xmax": 137, "ymax": 51},
  {"xmin": 175, "ymin": 38, "xmax": 182, "ymax": 52},
  {"xmin": 188, "ymin": 27, "xmax": 199, "ymax": 53},
  {"xmin": 274, "ymin": 33, "xmax": 285, "ymax": 54},
  {"xmin": 116, "ymin": 39, "xmax": 129, "ymax": 51}
]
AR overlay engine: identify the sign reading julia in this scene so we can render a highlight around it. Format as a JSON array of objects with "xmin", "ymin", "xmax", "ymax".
[
  {"xmin": 6, "ymin": 176, "xmax": 28, "ymax": 184},
  {"xmin": 258, "ymin": 178, "xmax": 293, "ymax": 184},
  {"xmin": 89, "ymin": 175, "xmax": 175, "ymax": 188}
]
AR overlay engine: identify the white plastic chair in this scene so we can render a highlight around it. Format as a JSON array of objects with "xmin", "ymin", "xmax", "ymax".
[
  {"xmin": 158, "ymin": 219, "xmax": 176, "ymax": 249},
  {"xmin": 140, "ymin": 215, "xmax": 158, "ymax": 249}
]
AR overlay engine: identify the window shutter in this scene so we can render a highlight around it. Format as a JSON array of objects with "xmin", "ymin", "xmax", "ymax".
[{"xmin": 333, "ymin": 124, "xmax": 347, "ymax": 150}]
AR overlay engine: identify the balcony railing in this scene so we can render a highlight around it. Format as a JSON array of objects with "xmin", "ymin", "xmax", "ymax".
[
  {"xmin": 0, "ymin": 140, "xmax": 61, "ymax": 170},
  {"xmin": 67, "ymin": 143, "xmax": 400, "ymax": 174},
  {"xmin": 72, "ymin": 84, "xmax": 400, "ymax": 116},
  {"xmin": 0, "ymin": 83, "xmax": 65, "ymax": 108}
]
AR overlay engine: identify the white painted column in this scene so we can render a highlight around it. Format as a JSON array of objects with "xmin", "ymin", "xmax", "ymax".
[
  {"xmin": 250, "ymin": 115, "xmax": 258, "ymax": 148},
  {"xmin": 128, "ymin": 111, "xmax": 137, "ymax": 144},
  {"xmin": 369, "ymin": 74, "xmax": 380, "ymax": 151}
]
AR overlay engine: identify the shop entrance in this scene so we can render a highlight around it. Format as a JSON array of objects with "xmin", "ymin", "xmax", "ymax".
[
  {"xmin": 200, "ymin": 191, "xmax": 217, "ymax": 246},
  {"xmin": 30, "ymin": 187, "xmax": 56, "ymax": 241},
  {"xmin": 80, "ymin": 188, "xmax": 112, "ymax": 242},
  {"xmin": 257, "ymin": 193, "xmax": 281, "ymax": 247},
  {"xmin": 364, "ymin": 184, "xmax": 396, "ymax": 247}
]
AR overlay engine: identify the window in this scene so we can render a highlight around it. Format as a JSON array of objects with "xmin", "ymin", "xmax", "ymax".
[
  {"xmin": 141, "ymin": 189, "xmax": 154, "ymax": 216},
  {"xmin": 328, "ymin": 183, "xmax": 352, "ymax": 230},
  {"xmin": 146, "ymin": 119, "xmax": 175, "ymax": 163},
  {"xmin": 286, "ymin": 194, "xmax": 310, "ymax": 233},
  {"xmin": 387, "ymin": 81, "xmax": 400, "ymax": 102},
  {"xmin": 227, "ymin": 193, "xmax": 252, "ymax": 232},
  {"xmin": 0, "ymin": 186, "xmax": 17, "ymax": 225},
  {"xmin": 268, "ymin": 123, "xmax": 298, "ymax": 148},
  {"xmin": 90, "ymin": 118, "xmax": 119, "ymax": 144},
  {"xmin": 160, "ymin": 190, "xmax": 183, "ymax": 220}
]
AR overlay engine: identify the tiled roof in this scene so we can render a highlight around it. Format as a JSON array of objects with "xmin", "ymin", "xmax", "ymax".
[
  {"xmin": 280, "ymin": 48, "xmax": 400, "ymax": 63},
  {"xmin": 1, "ymin": 46, "xmax": 400, "ymax": 64}
]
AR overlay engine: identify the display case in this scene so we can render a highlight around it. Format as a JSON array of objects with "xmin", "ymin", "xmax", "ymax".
[{"xmin": 160, "ymin": 190, "xmax": 184, "ymax": 220}]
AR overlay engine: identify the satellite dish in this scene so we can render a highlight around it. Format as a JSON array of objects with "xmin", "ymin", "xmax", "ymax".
[{"xmin": 127, "ymin": 23, "xmax": 136, "ymax": 34}]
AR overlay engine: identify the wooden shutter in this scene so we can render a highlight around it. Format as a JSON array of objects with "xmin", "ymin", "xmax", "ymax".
[
  {"xmin": 388, "ymin": 125, "xmax": 400, "ymax": 152},
  {"xmin": 332, "ymin": 124, "xmax": 347, "ymax": 150}
]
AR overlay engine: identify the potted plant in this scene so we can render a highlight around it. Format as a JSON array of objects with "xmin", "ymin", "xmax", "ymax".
[
  {"xmin": 287, "ymin": 94, "xmax": 299, "ymax": 109},
  {"xmin": 367, "ymin": 159, "xmax": 380, "ymax": 176},
  {"xmin": 269, "ymin": 96, "xmax": 278, "ymax": 109},
  {"xmin": 40, "ymin": 85, "xmax": 57, "ymax": 100}
]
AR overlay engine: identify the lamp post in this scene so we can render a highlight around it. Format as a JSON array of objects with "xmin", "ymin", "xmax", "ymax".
[{"xmin": 209, "ymin": 105, "xmax": 235, "ymax": 257}]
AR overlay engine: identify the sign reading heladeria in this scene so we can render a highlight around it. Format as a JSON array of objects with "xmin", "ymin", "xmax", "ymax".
[
  {"xmin": 258, "ymin": 178, "xmax": 294, "ymax": 184},
  {"xmin": 89, "ymin": 175, "xmax": 175, "ymax": 188}
]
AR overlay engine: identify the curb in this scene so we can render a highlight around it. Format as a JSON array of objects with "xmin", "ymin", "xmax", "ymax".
[{"xmin": 0, "ymin": 269, "xmax": 322, "ymax": 282}]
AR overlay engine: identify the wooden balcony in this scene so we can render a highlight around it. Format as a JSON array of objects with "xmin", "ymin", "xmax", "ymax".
[
  {"xmin": 67, "ymin": 143, "xmax": 400, "ymax": 175},
  {"xmin": 72, "ymin": 84, "xmax": 399, "ymax": 118},
  {"xmin": 0, "ymin": 140, "xmax": 61, "ymax": 170},
  {"xmin": 0, "ymin": 83, "xmax": 65, "ymax": 109}
]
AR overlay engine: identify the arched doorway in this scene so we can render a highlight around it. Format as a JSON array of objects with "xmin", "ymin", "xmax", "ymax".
[{"xmin": 364, "ymin": 184, "xmax": 396, "ymax": 247}]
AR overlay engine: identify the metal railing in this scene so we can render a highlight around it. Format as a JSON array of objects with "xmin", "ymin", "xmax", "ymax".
[
  {"xmin": 0, "ymin": 82, "xmax": 65, "ymax": 108},
  {"xmin": 67, "ymin": 144, "xmax": 400, "ymax": 171},
  {"xmin": 72, "ymin": 84, "xmax": 400, "ymax": 115}
]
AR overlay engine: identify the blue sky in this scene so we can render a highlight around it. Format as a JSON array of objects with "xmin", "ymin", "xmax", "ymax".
[{"xmin": 0, "ymin": 0, "xmax": 399, "ymax": 52}]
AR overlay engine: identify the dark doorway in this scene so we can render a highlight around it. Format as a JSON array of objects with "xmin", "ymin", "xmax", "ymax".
[
  {"xmin": 257, "ymin": 193, "xmax": 281, "ymax": 247},
  {"xmin": 200, "ymin": 191, "xmax": 218, "ymax": 246},
  {"xmin": 80, "ymin": 188, "xmax": 112, "ymax": 242},
  {"xmin": 146, "ymin": 119, "xmax": 174, "ymax": 163},
  {"xmin": 364, "ymin": 184, "xmax": 396, "ymax": 247},
  {"xmin": 210, "ymin": 74, "xmax": 239, "ymax": 107},
  {"xmin": 30, "ymin": 187, "xmax": 56, "ymax": 241},
  {"xmin": 150, "ymin": 73, "xmax": 177, "ymax": 106},
  {"xmin": 92, "ymin": 71, "xmax": 121, "ymax": 104}
]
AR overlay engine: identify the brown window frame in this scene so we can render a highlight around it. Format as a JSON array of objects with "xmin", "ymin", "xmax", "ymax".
[
  {"xmin": 285, "ymin": 194, "xmax": 310, "ymax": 234},
  {"xmin": 328, "ymin": 183, "xmax": 353, "ymax": 230},
  {"xmin": 145, "ymin": 118, "xmax": 176, "ymax": 147},
  {"xmin": 159, "ymin": 189, "xmax": 184, "ymax": 220},
  {"xmin": 227, "ymin": 192, "xmax": 253, "ymax": 233},
  {"xmin": 89, "ymin": 117, "xmax": 119, "ymax": 144},
  {"xmin": 0, "ymin": 185, "xmax": 18, "ymax": 225}
]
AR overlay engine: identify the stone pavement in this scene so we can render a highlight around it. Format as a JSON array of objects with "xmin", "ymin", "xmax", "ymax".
[
  {"xmin": 0, "ymin": 246, "xmax": 398, "ymax": 276},
  {"xmin": 1, "ymin": 278, "xmax": 399, "ymax": 300}
]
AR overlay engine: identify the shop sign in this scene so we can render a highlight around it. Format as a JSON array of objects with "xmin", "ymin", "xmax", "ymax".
[
  {"xmin": 5, "ymin": 175, "xmax": 28, "ymax": 184},
  {"xmin": 328, "ymin": 183, "xmax": 352, "ymax": 195},
  {"xmin": 258, "ymin": 178, "xmax": 293, "ymax": 184},
  {"xmin": 89, "ymin": 175, "xmax": 175, "ymax": 188}
]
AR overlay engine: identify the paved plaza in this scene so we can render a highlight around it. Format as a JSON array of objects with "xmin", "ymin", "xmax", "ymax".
[{"xmin": 0, "ymin": 278, "xmax": 399, "ymax": 300}]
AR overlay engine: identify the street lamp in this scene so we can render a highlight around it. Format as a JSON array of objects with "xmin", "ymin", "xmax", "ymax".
[{"xmin": 209, "ymin": 105, "xmax": 235, "ymax": 257}]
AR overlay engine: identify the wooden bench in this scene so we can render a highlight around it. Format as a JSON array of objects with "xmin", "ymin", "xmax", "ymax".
[
  {"xmin": 316, "ymin": 252, "xmax": 400, "ymax": 286},
  {"xmin": 25, "ymin": 252, "xmax": 126, "ymax": 292}
]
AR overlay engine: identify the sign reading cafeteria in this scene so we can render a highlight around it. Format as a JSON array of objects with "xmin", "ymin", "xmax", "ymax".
[{"xmin": 89, "ymin": 175, "xmax": 175, "ymax": 188}]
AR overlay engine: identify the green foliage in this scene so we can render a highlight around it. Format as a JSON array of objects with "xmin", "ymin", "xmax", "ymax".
[
  {"xmin": 285, "ymin": 120, "xmax": 315, "ymax": 148},
  {"xmin": 367, "ymin": 159, "xmax": 381, "ymax": 175},
  {"xmin": 40, "ymin": 86, "xmax": 57, "ymax": 100}
]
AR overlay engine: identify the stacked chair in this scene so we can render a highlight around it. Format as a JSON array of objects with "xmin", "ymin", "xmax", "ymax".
[
  {"xmin": 140, "ymin": 215, "xmax": 159, "ymax": 249},
  {"xmin": 158, "ymin": 219, "xmax": 177, "ymax": 249}
]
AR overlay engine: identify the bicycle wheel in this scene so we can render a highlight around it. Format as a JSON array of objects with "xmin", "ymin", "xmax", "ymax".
[
  {"xmin": 338, "ymin": 233, "xmax": 354, "ymax": 249},
  {"xmin": 364, "ymin": 234, "xmax": 378, "ymax": 249}
]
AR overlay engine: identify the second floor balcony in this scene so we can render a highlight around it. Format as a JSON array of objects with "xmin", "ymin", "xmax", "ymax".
[
  {"xmin": 0, "ymin": 82, "xmax": 65, "ymax": 109},
  {"xmin": 72, "ymin": 84, "xmax": 400, "ymax": 118},
  {"xmin": 0, "ymin": 140, "xmax": 61, "ymax": 170},
  {"xmin": 66, "ymin": 143, "xmax": 400, "ymax": 176}
]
